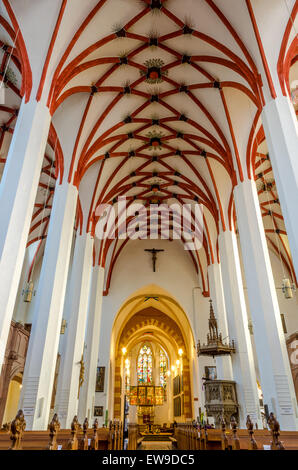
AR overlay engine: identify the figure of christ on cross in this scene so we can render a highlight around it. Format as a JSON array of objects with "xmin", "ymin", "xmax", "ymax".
[{"xmin": 144, "ymin": 248, "xmax": 165, "ymax": 272}]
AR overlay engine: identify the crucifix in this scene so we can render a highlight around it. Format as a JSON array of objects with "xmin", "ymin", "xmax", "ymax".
[{"xmin": 145, "ymin": 248, "xmax": 165, "ymax": 272}]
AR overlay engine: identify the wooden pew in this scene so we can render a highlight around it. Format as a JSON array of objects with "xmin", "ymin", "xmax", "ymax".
[
  {"xmin": 0, "ymin": 412, "xmax": 111, "ymax": 451},
  {"xmin": 203, "ymin": 427, "xmax": 225, "ymax": 450},
  {"xmin": 96, "ymin": 427, "xmax": 110, "ymax": 450},
  {"xmin": 78, "ymin": 418, "xmax": 89, "ymax": 450},
  {"xmin": 227, "ymin": 414, "xmax": 298, "ymax": 451},
  {"xmin": 90, "ymin": 418, "xmax": 98, "ymax": 450}
]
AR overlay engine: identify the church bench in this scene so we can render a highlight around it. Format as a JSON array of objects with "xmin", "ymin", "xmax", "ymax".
[
  {"xmin": 175, "ymin": 414, "xmax": 298, "ymax": 451},
  {"xmin": 0, "ymin": 428, "xmax": 110, "ymax": 451},
  {"xmin": 227, "ymin": 415, "xmax": 298, "ymax": 450},
  {"xmin": 278, "ymin": 431, "xmax": 298, "ymax": 450},
  {"xmin": 0, "ymin": 413, "xmax": 112, "ymax": 451},
  {"xmin": 226, "ymin": 428, "xmax": 270, "ymax": 450},
  {"xmin": 203, "ymin": 429, "xmax": 227, "ymax": 450}
]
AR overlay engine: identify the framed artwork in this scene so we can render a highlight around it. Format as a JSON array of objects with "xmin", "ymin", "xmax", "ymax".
[
  {"xmin": 205, "ymin": 366, "xmax": 217, "ymax": 381},
  {"xmin": 94, "ymin": 406, "xmax": 104, "ymax": 417},
  {"xmin": 174, "ymin": 396, "xmax": 181, "ymax": 417},
  {"xmin": 155, "ymin": 386, "xmax": 164, "ymax": 405},
  {"xmin": 129, "ymin": 386, "xmax": 138, "ymax": 405},
  {"xmin": 173, "ymin": 376, "xmax": 181, "ymax": 396},
  {"xmin": 146, "ymin": 386, "xmax": 154, "ymax": 405},
  {"xmin": 95, "ymin": 366, "xmax": 105, "ymax": 392},
  {"xmin": 128, "ymin": 386, "xmax": 165, "ymax": 406}
]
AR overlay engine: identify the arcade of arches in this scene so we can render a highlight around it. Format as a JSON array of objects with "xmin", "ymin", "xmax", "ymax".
[{"xmin": 0, "ymin": 0, "xmax": 298, "ymax": 433}]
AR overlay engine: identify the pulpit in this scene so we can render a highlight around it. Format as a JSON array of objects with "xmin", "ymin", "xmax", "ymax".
[{"xmin": 204, "ymin": 380, "xmax": 239, "ymax": 427}]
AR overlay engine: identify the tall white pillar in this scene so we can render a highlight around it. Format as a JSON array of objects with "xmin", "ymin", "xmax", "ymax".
[
  {"xmin": 208, "ymin": 263, "xmax": 233, "ymax": 380},
  {"xmin": 55, "ymin": 232, "xmax": 94, "ymax": 428},
  {"xmin": 78, "ymin": 265, "xmax": 105, "ymax": 423},
  {"xmin": 218, "ymin": 230, "xmax": 262, "ymax": 427},
  {"xmin": 234, "ymin": 179, "xmax": 298, "ymax": 430},
  {"xmin": 19, "ymin": 181, "xmax": 78, "ymax": 430},
  {"xmin": 262, "ymin": 94, "xmax": 298, "ymax": 277},
  {"xmin": 0, "ymin": 97, "xmax": 51, "ymax": 369}
]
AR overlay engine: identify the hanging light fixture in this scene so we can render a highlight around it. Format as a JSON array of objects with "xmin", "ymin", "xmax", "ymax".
[
  {"xmin": 60, "ymin": 318, "xmax": 67, "ymax": 334},
  {"xmin": 282, "ymin": 278, "xmax": 296, "ymax": 299},
  {"xmin": 22, "ymin": 280, "xmax": 35, "ymax": 303}
]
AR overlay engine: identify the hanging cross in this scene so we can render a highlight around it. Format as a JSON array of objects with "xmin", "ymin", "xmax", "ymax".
[{"xmin": 144, "ymin": 248, "xmax": 164, "ymax": 272}]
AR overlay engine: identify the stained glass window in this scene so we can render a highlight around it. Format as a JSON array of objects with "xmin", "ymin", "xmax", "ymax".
[
  {"xmin": 137, "ymin": 345, "xmax": 153, "ymax": 384},
  {"xmin": 125, "ymin": 373, "xmax": 130, "ymax": 394},
  {"xmin": 159, "ymin": 350, "xmax": 167, "ymax": 388}
]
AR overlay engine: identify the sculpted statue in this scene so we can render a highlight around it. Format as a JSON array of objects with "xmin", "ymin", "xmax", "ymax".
[{"xmin": 10, "ymin": 410, "xmax": 26, "ymax": 450}]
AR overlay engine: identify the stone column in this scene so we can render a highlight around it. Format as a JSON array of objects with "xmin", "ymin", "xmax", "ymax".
[
  {"xmin": 78, "ymin": 265, "xmax": 105, "ymax": 423},
  {"xmin": 234, "ymin": 179, "xmax": 298, "ymax": 430},
  {"xmin": 262, "ymin": 94, "xmax": 298, "ymax": 277},
  {"xmin": 0, "ymin": 97, "xmax": 51, "ymax": 370},
  {"xmin": 19, "ymin": 181, "xmax": 78, "ymax": 430},
  {"xmin": 218, "ymin": 230, "xmax": 262, "ymax": 427},
  {"xmin": 55, "ymin": 232, "xmax": 94, "ymax": 428},
  {"xmin": 208, "ymin": 263, "xmax": 233, "ymax": 381}
]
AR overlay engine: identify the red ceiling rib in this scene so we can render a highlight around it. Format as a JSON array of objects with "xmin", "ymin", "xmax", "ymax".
[
  {"xmin": 277, "ymin": 1, "xmax": 298, "ymax": 96},
  {"xmin": 2, "ymin": 0, "xmax": 32, "ymax": 101},
  {"xmin": 36, "ymin": 0, "xmax": 68, "ymax": 102},
  {"xmin": 245, "ymin": 0, "xmax": 277, "ymax": 100}
]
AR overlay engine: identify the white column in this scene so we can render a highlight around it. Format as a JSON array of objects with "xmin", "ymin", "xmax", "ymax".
[
  {"xmin": 55, "ymin": 232, "xmax": 94, "ymax": 428},
  {"xmin": 262, "ymin": 94, "xmax": 298, "ymax": 276},
  {"xmin": 218, "ymin": 230, "xmax": 262, "ymax": 427},
  {"xmin": 19, "ymin": 181, "xmax": 78, "ymax": 430},
  {"xmin": 78, "ymin": 265, "xmax": 105, "ymax": 423},
  {"xmin": 234, "ymin": 179, "xmax": 298, "ymax": 430},
  {"xmin": 207, "ymin": 263, "xmax": 233, "ymax": 380},
  {"xmin": 0, "ymin": 97, "xmax": 51, "ymax": 369}
]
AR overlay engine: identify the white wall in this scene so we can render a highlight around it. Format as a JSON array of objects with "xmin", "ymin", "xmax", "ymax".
[{"xmin": 93, "ymin": 238, "xmax": 212, "ymax": 423}]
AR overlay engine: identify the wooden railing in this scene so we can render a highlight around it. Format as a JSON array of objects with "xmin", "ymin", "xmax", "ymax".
[
  {"xmin": 0, "ymin": 411, "xmax": 124, "ymax": 451},
  {"xmin": 175, "ymin": 414, "xmax": 298, "ymax": 451}
]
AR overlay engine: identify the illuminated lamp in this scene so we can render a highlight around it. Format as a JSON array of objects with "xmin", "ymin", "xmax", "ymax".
[{"xmin": 122, "ymin": 347, "xmax": 127, "ymax": 355}]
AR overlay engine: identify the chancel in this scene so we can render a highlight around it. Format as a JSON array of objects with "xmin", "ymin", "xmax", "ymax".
[{"xmin": 0, "ymin": 0, "xmax": 298, "ymax": 453}]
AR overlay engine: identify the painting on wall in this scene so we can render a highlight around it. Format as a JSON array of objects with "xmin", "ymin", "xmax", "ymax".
[
  {"xmin": 94, "ymin": 406, "xmax": 104, "ymax": 417},
  {"xmin": 129, "ymin": 386, "xmax": 138, "ymax": 405},
  {"xmin": 174, "ymin": 396, "xmax": 181, "ymax": 417},
  {"xmin": 95, "ymin": 366, "xmax": 105, "ymax": 392},
  {"xmin": 173, "ymin": 376, "xmax": 181, "ymax": 396},
  {"xmin": 204, "ymin": 366, "xmax": 217, "ymax": 381}
]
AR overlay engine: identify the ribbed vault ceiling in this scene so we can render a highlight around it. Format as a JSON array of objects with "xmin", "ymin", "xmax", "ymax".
[{"xmin": 0, "ymin": 0, "xmax": 297, "ymax": 294}]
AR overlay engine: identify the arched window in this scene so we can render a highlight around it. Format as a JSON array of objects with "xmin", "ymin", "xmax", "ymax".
[
  {"xmin": 159, "ymin": 350, "xmax": 167, "ymax": 388},
  {"xmin": 137, "ymin": 344, "xmax": 153, "ymax": 384}
]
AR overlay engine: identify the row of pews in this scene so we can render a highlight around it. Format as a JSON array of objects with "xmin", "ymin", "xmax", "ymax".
[
  {"xmin": 0, "ymin": 410, "xmax": 124, "ymax": 450},
  {"xmin": 175, "ymin": 414, "xmax": 298, "ymax": 450}
]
